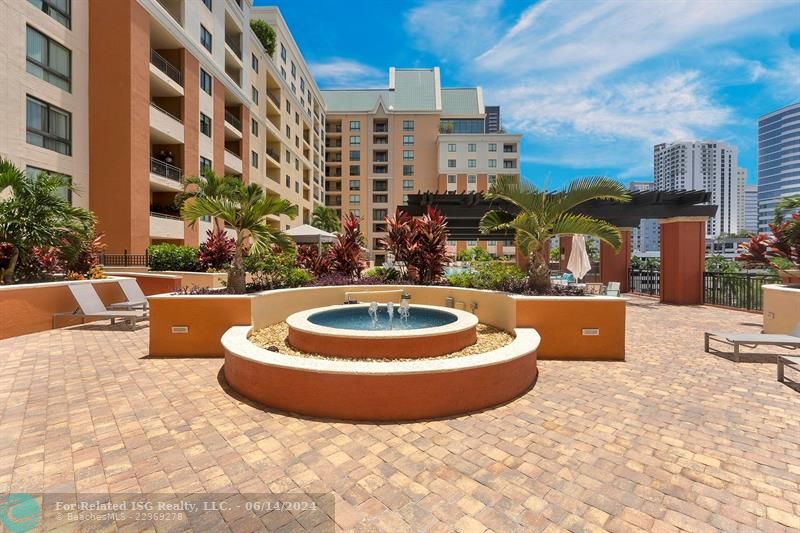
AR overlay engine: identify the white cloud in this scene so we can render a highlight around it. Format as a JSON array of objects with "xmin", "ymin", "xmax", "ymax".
[
  {"xmin": 308, "ymin": 59, "xmax": 386, "ymax": 89},
  {"xmin": 405, "ymin": 0, "xmax": 798, "ymax": 178}
]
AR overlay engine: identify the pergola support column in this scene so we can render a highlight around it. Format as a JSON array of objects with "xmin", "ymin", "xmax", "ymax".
[
  {"xmin": 558, "ymin": 236, "xmax": 572, "ymax": 272},
  {"xmin": 600, "ymin": 229, "xmax": 632, "ymax": 292},
  {"xmin": 659, "ymin": 217, "xmax": 707, "ymax": 305}
]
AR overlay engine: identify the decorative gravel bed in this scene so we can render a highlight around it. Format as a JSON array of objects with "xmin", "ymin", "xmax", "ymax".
[{"xmin": 249, "ymin": 322, "xmax": 514, "ymax": 361}]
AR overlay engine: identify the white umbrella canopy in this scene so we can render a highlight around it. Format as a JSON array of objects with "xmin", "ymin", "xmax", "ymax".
[
  {"xmin": 285, "ymin": 224, "xmax": 337, "ymax": 244},
  {"xmin": 567, "ymin": 235, "xmax": 592, "ymax": 281}
]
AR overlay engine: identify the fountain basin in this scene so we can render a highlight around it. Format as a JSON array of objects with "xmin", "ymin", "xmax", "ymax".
[{"xmin": 286, "ymin": 304, "xmax": 478, "ymax": 359}]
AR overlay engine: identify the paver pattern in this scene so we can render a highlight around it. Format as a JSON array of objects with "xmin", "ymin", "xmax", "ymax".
[{"xmin": 1, "ymin": 296, "xmax": 799, "ymax": 532}]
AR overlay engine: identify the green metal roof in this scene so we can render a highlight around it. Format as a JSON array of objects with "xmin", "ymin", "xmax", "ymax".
[
  {"xmin": 320, "ymin": 90, "xmax": 394, "ymax": 113},
  {"xmin": 441, "ymin": 88, "xmax": 480, "ymax": 114},
  {"xmin": 393, "ymin": 69, "xmax": 437, "ymax": 111}
]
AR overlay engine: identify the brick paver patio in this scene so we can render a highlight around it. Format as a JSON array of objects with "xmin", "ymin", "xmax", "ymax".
[{"xmin": 1, "ymin": 296, "xmax": 799, "ymax": 532}]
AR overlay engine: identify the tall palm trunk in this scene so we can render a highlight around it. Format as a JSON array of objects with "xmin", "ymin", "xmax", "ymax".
[{"xmin": 228, "ymin": 241, "xmax": 246, "ymax": 294}]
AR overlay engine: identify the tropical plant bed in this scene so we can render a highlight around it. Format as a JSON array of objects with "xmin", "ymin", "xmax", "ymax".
[{"xmin": 249, "ymin": 322, "xmax": 513, "ymax": 361}]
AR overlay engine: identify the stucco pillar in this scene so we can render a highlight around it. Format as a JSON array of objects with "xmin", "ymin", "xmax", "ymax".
[
  {"xmin": 659, "ymin": 218, "xmax": 706, "ymax": 305},
  {"xmin": 181, "ymin": 49, "xmax": 200, "ymax": 247},
  {"xmin": 600, "ymin": 229, "xmax": 632, "ymax": 292},
  {"xmin": 558, "ymin": 236, "xmax": 572, "ymax": 272}
]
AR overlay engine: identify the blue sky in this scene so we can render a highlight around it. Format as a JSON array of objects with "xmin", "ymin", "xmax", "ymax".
[{"xmin": 257, "ymin": 0, "xmax": 800, "ymax": 188}]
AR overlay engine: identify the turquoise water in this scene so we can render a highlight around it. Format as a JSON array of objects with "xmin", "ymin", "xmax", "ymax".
[{"xmin": 308, "ymin": 305, "xmax": 457, "ymax": 331}]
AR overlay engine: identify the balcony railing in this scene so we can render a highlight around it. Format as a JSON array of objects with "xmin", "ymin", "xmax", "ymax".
[
  {"xmin": 266, "ymin": 91, "xmax": 280, "ymax": 107},
  {"xmin": 150, "ymin": 210, "xmax": 181, "ymax": 220},
  {"xmin": 150, "ymin": 157, "xmax": 182, "ymax": 182},
  {"xmin": 325, "ymin": 125, "xmax": 342, "ymax": 133},
  {"xmin": 266, "ymin": 147, "xmax": 280, "ymax": 162},
  {"xmin": 224, "ymin": 110, "xmax": 242, "ymax": 131},
  {"xmin": 225, "ymin": 34, "xmax": 242, "ymax": 58},
  {"xmin": 150, "ymin": 49, "xmax": 182, "ymax": 85},
  {"xmin": 373, "ymin": 124, "xmax": 388, "ymax": 133},
  {"xmin": 150, "ymin": 101, "xmax": 182, "ymax": 123}
]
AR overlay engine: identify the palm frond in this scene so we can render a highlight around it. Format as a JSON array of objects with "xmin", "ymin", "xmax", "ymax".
[
  {"xmin": 548, "ymin": 176, "xmax": 631, "ymax": 215},
  {"xmin": 479, "ymin": 210, "xmax": 516, "ymax": 234},
  {"xmin": 483, "ymin": 175, "xmax": 544, "ymax": 213},
  {"xmin": 550, "ymin": 213, "xmax": 623, "ymax": 250}
]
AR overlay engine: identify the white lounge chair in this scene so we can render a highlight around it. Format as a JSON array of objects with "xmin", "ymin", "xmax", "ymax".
[
  {"xmin": 704, "ymin": 323, "xmax": 800, "ymax": 362},
  {"xmin": 778, "ymin": 355, "xmax": 800, "ymax": 384},
  {"xmin": 605, "ymin": 282, "xmax": 621, "ymax": 296},
  {"xmin": 53, "ymin": 283, "xmax": 149, "ymax": 329},
  {"xmin": 108, "ymin": 278, "xmax": 148, "ymax": 310}
]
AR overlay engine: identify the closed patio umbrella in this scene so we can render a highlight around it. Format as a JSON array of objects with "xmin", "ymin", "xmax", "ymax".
[{"xmin": 567, "ymin": 234, "xmax": 591, "ymax": 281}]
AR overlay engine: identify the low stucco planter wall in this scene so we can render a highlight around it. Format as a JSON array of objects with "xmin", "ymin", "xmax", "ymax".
[
  {"xmin": 148, "ymin": 285, "xmax": 626, "ymax": 361},
  {"xmin": 0, "ymin": 273, "xmax": 180, "ymax": 340},
  {"xmin": 149, "ymin": 271, "xmax": 228, "ymax": 289},
  {"xmin": 222, "ymin": 325, "xmax": 540, "ymax": 421},
  {"xmin": 762, "ymin": 284, "xmax": 800, "ymax": 334}
]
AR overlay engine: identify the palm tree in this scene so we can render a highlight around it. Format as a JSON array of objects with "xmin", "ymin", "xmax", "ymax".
[
  {"xmin": 311, "ymin": 205, "xmax": 340, "ymax": 233},
  {"xmin": 480, "ymin": 176, "xmax": 631, "ymax": 291},
  {"xmin": 0, "ymin": 158, "xmax": 94, "ymax": 283},
  {"xmin": 180, "ymin": 180, "xmax": 298, "ymax": 293},
  {"xmin": 175, "ymin": 170, "xmax": 241, "ymax": 209}
]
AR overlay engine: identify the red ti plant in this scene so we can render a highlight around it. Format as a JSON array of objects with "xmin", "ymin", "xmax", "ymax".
[
  {"xmin": 328, "ymin": 213, "xmax": 366, "ymax": 279},
  {"xmin": 296, "ymin": 244, "xmax": 332, "ymax": 276},
  {"xmin": 381, "ymin": 207, "xmax": 451, "ymax": 284},
  {"xmin": 199, "ymin": 226, "xmax": 235, "ymax": 271},
  {"xmin": 383, "ymin": 209, "xmax": 414, "ymax": 278},
  {"xmin": 738, "ymin": 212, "xmax": 800, "ymax": 273}
]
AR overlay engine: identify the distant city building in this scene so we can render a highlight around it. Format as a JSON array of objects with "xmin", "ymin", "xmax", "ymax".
[
  {"xmin": 627, "ymin": 181, "xmax": 660, "ymax": 253},
  {"xmin": 653, "ymin": 141, "xmax": 743, "ymax": 238},
  {"xmin": 737, "ymin": 168, "xmax": 746, "ymax": 233},
  {"xmin": 484, "ymin": 106, "xmax": 501, "ymax": 133},
  {"xmin": 757, "ymin": 102, "xmax": 800, "ymax": 232},
  {"xmin": 706, "ymin": 236, "xmax": 749, "ymax": 260},
  {"xmin": 743, "ymin": 184, "xmax": 759, "ymax": 233}
]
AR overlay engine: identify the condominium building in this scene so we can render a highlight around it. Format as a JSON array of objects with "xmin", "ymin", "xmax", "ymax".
[
  {"xmin": 0, "ymin": 0, "xmax": 324, "ymax": 254},
  {"xmin": 743, "ymin": 184, "xmax": 759, "ymax": 233},
  {"xmin": 627, "ymin": 181, "xmax": 659, "ymax": 253},
  {"xmin": 321, "ymin": 68, "xmax": 521, "ymax": 264},
  {"xmin": 757, "ymin": 102, "xmax": 800, "ymax": 232},
  {"xmin": 484, "ymin": 105, "xmax": 501, "ymax": 134},
  {"xmin": 653, "ymin": 141, "xmax": 743, "ymax": 238}
]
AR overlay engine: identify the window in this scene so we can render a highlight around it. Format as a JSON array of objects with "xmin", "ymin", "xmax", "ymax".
[
  {"xmin": 291, "ymin": 61, "xmax": 296, "ymax": 78},
  {"xmin": 403, "ymin": 165, "xmax": 413, "ymax": 176},
  {"xmin": 447, "ymin": 159, "xmax": 456, "ymax": 168},
  {"xmin": 467, "ymin": 240, "xmax": 477, "ymax": 247},
  {"xmin": 468, "ymin": 159, "xmax": 476, "ymax": 168},
  {"xmin": 251, "ymin": 86, "xmax": 258, "ymax": 104},
  {"xmin": 468, "ymin": 143, "xmax": 476, "ymax": 152},
  {"xmin": 300, "ymin": 78, "xmax": 305, "ymax": 92},
  {"xmin": 26, "ymin": 95, "xmax": 71, "ymax": 155},
  {"xmin": 285, "ymin": 150, "xmax": 291, "ymax": 163},
  {"xmin": 503, "ymin": 159, "xmax": 517, "ymax": 169},
  {"xmin": 468, "ymin": 175, "xmax": 477, "ymax": 183},
  {"xmin": 26, "ymin": 26, "xmax": 71, "ymax": 91},
  {"xmin": 251, "ymin": 151, "xmax": 258, "ymax": 168},
  {"xmin": 295, "ymin": 135, "xmax": 299, "ymax": 148},
  {"xmin": 285, "ymin": 99, "xmax": 291, "ymax": 113},
  {"xmin": 280, "ymin": 43, "xmax": 287, "ymax": 62},
  {"xmin": 295, "ymin": 182, "xmax": 299, "ymax": 193},
  {"xmin": 503, "ymin": 143, "xmax": 517, "ymax": 153},
  {"xmin": 200, "ymin": 25, "xmax": 212, "ymax": 52},
  {"xmin": 295, "ymin": 112, "xmax": 299, "ymax": 125},
  {"xmin": 200, "ymin": 157, "xmax": 212, "ymax": 173},
  {"xmin": 285, "ymin": 125, "xmax": 290, "ymax": 138},
  {"xmin": 350, "ymin": 209, "xmax": 360, "ymax": 217},
  {"xmin": 251, "ymin": 53, "xmax": 258, "ymax": 72},
  {"xmin": 29, "ymin": 0, "xmax": 70, "ymax": 29},
  {"xmin": 403, "ymin": 120, "xmax": 414, "ymax": 131},
  {"xmin": 403, "ymin": 194, "xmax": 410, "ymax": 204},
  {"xmin": 349, "ymin": 150, "xmax": 360, "ymax": 161},
  {"xmin": 280, "ymin": 67, "xmax": 286, "ymax": 79},
  {"xmin": 285, "ymin": 175, "xmax": 290, "ymax": 187},
  {"xmin": 373, "ymin": 194, "xmax": 388, "ymax": 203},
  {"xmin": 447, "ymin": 175, "xmax": 456, "ymax": 184},
  {"xmin": 403, "ymin": 150, "xmax": 414, "ymax": 160},
  {"xmin": 489, "ymin": 143, "xmax": 497, "ymax": 152},
  {"xmin": 403, "ymin": 179, "xmax": 414, "ymax": 190},
  {"xmin": 448, "ymin": 143, "xmax": 456, "ymax": 152},
  {"xmin": 350, "ymin": 136, "xmax": 360, "ymax": 145},
  {"xmin": 349, "ymin": 194, "xmax": 360, "ymax": 204},
  {"xmin": 488, "ymin": 159, "xmax": 497, "ymax": 168},
  {"xmin": 373, "ymin": 209, "xmax": 388, "ymax": 220},
  {"xmin": 202, "ymin": 0, "xmax": 212, "ymax": 10},
  {"xmin": 200, "ymin": 69, "xmax": 212, "ymax": 95},
  {"xmin": 403, "ymin": 135, "xmax": 414, "ymax": 145},
  {"xmin": 349, "ymin": 180, "xmax": 360, "ymax": 190},
  {"xmin": 488, "ymin": 175, "xmax": 496, "ymax": 185},
  {"xmin": 349, "ymin": 165, "xmax": 360, "ymax": 176},
  {"xmin": 200, "ymin": 113, "xmax": 212, "ymax": 137},
  {"xmin": 488, "ymin": 240, "xmax": 497, "ymax": 246},
  {"xmin": 349, "ymin": 121, "xmax": 360, "ymax": 131},
  {"xmin": 26, "ymin": 166, "xmax": 71, "ymax": 204}
]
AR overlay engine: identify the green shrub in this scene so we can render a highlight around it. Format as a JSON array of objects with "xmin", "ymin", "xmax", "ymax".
[
  {"xmin": 250, "ymin": 20, "xmax": 276, "ymax": 56},
  {"xmin": 363, "ymin": 266, "xmax": 400, "ymax": 282},
  {"xmin": 245, "ymin": 247, "xmax": 310, "ymax": 290},
  {"xmin": 456, "ymin": 246, "xmax": 494, "ymax": 262},
  {"xmin": 147, "ymin": 244, "xmax": 199, "ymax": 272},
  {"xmin": 445, "ymin": 261, "xmax": 526, "ymax": 291}
]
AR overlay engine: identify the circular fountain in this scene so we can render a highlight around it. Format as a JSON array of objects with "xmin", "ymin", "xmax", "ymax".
[{"xmin": 286, "ymin": 303, "xmax": 478, "ymax": 359}]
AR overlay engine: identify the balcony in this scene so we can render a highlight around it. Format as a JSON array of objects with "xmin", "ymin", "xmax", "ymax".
[
  {"xmin": 224, "ymin": 148, "xmax": 243, "ymax": 175},
  {"xmin": 150, "ymin": 50, "xmax": 181, "ymax": 85},
  {"xmin": 266, "ymin": 90, "xmax": 280, "ymax": 109},
  {"xmin": 326, "ymin": 124, "xmax": 342, "ymax": 134},
  {"xmin": 224, "ymin": 109, "xmax": 242, "ymax": 140},
  {"xmin": 149, "ymin": 50, "xmax": 183, "ymax": 99},
  {"xmin": 265, "ymin": 147, "xmax": 280, "ymax": 166},
  {"xmin": 373, "ymin": 122, "xmax": 388, "ymax": 133},
  {"xmin": 155, "ymin": 0, "xmax": 182, "ymax": 24},
  {"xmin": 149, "ymin": 102, "xmax": 183, "ymax": 144},
  {"xmin": 149, "ymin": 157, "xmax": 183, "ymax": 191},
  {"xmin": 150, "ymin": 211, "xmax": 184, "ymax": 240}
]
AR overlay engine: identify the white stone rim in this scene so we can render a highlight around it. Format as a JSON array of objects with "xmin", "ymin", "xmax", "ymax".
[
  {"xmin": 285, "ymin": 303, "xmax": 479, "ymax": 339},
  {"xmin": 224, "ymin": 326, "xmax": 540, "ymax": 376}
]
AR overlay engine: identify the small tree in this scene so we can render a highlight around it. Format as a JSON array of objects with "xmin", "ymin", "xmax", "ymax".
[
  {"xmin": 250, "ymin": 20, "xmax": 276, "ymax": 56},
  {"xmin": 383, "ymin": 209, "xmax": 414, "ymax": 278},
  {"xmin": 327, "ymin": 213, "xmax": 366, "ymax": 279},
  {"xmin": 311, "ymin": 205, "xmax": 340, "ymax": 233},
  {"xmin": 381, "ymin": 207, "xmax": 451, "ymax": 283}
]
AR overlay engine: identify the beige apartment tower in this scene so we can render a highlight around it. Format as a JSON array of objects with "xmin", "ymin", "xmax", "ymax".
[
  {"xmin": 1, "ymin": 0, "xmax": 325, "ymax": 255},
  {"xmin": 322, "ymin": 68, "xmax": 521, "ymax": 264}
]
